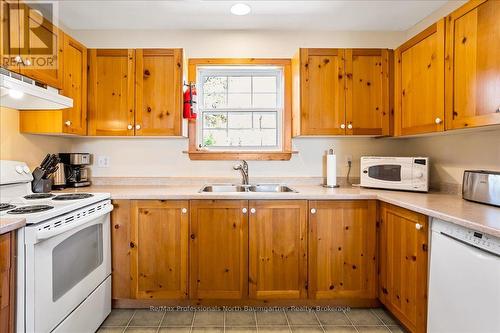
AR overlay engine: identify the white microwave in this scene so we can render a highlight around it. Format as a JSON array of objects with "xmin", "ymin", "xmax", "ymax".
[{"xmin": 360, "ymin": 156, "xmax": 429, "ymax": 192}]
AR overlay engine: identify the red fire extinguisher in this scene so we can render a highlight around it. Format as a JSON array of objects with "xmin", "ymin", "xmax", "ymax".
[{"xmin": 183, "ymin": 82, "xmax": 197, "ymax": 120}]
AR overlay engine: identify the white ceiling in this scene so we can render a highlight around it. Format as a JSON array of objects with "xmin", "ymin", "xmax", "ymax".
[{"xmin": 51, "ymin": 0, "xmax": 450, "ymax": 31}]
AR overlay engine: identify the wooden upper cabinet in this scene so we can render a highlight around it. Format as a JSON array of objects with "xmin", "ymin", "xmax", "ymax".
[
  {"xmin": 61, "ymin": 32, "xmax": 87, "ymax": 135},
  {"xmin": 135, "ymin": 49, "xmax": 183, "ymax": 136},
  {"xmin": 394, "ymin": 20, "xmax": 445, "ymax": 136},
  {"xmin": 308, "ymin": 200, "xmax": 377, "ymax": 301},
  {"xmin": 248, "ymin": 200, "xmax": 307, "ymax": 300},
  {"xmin": 292, "ymin": 48, "xmax": 346, "ymax": 135},
  {"xmin": 18, "ymin": 1, "xmax": 63, "ymax": 88},
  {"xmin": 1, "ymin": 0, "xmax": 21, "ymax": 73},
  {"xmin": 130, "ymin": 200, "xmax": 189, "ymax": 300},
  {"xmin": 445, "ymin": 0, "xmax": 500, "ymax": 130},
  {"xmin": 189, "ymin": 200, "xmax": 248, "ymax": 300},
  {"xmin": 345, "ymin": 49, "xmax": 392, "ymax": 136},
  {"xmin": 88, "ymin": 49, "xmax": 135, "ymax": 136},
  {"xmin": 379, "ymin": 203, "xmax": 428, "ymax": 333}
]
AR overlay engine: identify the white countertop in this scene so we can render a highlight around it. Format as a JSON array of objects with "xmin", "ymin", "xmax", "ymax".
[{"xmin": 61, "ymin": 184, "xmax": 500, "ymax": 237}]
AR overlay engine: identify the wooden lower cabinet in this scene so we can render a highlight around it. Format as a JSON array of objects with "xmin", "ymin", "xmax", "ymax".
[
  {"xmin": 189, "ymin": 200, "xmax": 248, "ymax": 300},
  {"xmin": 378, "ymin": 203, "xmax": 428, "ymax": 333},
  {"xmin": 111, "ymin": 199, "xmax": 189, "ymax": 301},
  {"xmin": 308, "ymin": 200, "xmax": 377, "ymax": 301},
  {"xmin": 0, "ymin": 231, "xmax": 16, "ymax": 333},
  {"xmin": 248, "ymin": 200, "xmax": 308, "ymax": 300}
]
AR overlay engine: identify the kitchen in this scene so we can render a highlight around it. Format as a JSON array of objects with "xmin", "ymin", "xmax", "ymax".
[{"xmin": 0, "ymin": 0, "xmax": 499, "ymax": 333}]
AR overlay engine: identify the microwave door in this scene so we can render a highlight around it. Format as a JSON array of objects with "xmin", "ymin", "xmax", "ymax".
[{"xmin": 367, "ymin": 164, "xmax": 402, "ymax": 182}]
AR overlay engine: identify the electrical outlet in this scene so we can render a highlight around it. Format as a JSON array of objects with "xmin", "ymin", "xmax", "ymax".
[
  {"xmin": 97, "ymin": 155, "xmax": 110, "ymax": 168},
  {"xmin": 346, "ymin": 155, "xmax": 353, "ymax": 165}
]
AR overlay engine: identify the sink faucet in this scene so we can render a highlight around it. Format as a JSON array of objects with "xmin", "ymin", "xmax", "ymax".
[{"xmin": 233, "ymin": 160, "xmax": 249, "ymax": 185}]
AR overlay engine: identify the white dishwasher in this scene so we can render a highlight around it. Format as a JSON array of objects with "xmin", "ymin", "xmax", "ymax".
[{"xmin": 428, "ymin": 219, "xmax": 500, "ymax": 333}]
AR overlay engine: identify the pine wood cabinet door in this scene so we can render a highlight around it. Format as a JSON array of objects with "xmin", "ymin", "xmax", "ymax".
[
  {"xmin": 1, "ymin": 0, "xmax": 21, "ymax": 73},
  {"xmin": 445, "ymin": 0, "xmax": 500, "ymax": 130},
  {"xmin": 248, "ymin": 200, "xmax": 307, "ymax": 300},
  {"xmin": 61, "ymin": 32, "xmax": 87, "ymax": 135},
  {"xmin": 0, "ymin": 232, "xmax": 16, "ymax": 333},
  {"xmin": 88, "ymin": 49, "xmax": 135, "ymax": 136},
  {"xmin": 189, "ymin": 200, "xmax": 248, "ymax": 300},
  {"xmin": 135, "ymin": 49, "xmax": 183, "ymax": 136},
  {"xmin": 308, "ymin": 200, "xmax": 377, "ymax": 300},
  {"xmin": 293, "ymin": 48, "xmax": 346, "ymax": 135},
  {"xmin": 345, "ymin": 49, "xmax": 392, "ymax": 136},
  {"xmin": 130, "ymin": 200, "xmax": 189, "ymax": 299},
  {"xmin": 394, "ymin": 21, "xmax": 445, "ymax": 136},
  {"xmin": 110, "ymin": 200, "xmax": 132, "ymax": 300},
  {"xmin": 18, "ymin": 2, "xmax": 63, "ymax": 89},
  {"xmin": 378, "ymin": 203, "xmax": 428, "ymax": 333}
]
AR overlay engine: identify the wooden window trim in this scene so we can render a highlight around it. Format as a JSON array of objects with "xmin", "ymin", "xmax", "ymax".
[{"xmin": 187, "ymin": 58, "xmax": 295, "ymax": 161}]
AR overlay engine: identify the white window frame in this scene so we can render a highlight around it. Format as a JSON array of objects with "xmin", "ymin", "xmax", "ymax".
[{"xmin": 196, "ymin": 66, "xmax": 284, "ymax": 152}]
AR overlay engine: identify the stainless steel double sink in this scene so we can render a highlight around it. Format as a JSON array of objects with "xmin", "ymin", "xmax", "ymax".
[{"xmin": 199, "ymin": 184, "xmax": 298, "ymax": 193}]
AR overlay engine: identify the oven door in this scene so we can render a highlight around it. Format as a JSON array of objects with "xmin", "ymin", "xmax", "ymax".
[{"xmin": 25, "ymin": 206, "xmax": 111, "ymax": 333}]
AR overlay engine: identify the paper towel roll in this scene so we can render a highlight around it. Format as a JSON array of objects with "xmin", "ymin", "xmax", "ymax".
[{"xmin": 326, "ymin": 153, "xmax": 337, "ymax": 187}]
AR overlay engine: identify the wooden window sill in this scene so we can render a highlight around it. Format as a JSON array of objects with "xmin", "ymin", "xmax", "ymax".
[{"xmin": 184, "ymin": 151, "xmax": 297, "ymax": 161}]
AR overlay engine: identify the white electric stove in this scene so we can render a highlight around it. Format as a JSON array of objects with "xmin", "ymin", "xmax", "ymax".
[{"xmin": 0, "ymin": 160, "xmax": 113, "ymax": 333}]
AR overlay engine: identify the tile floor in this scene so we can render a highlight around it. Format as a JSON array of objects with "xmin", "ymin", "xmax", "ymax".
[{"xmin": 97, "ymin": 308, "xmax": 406, "ymax": 333}]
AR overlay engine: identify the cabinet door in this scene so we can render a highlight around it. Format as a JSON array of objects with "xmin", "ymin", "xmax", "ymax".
[
  {"xmin": 130, "ymin": 200, "xmax": 189, "ymax": 299},
  {"xmin": 295, "ymin": 48, "xmax": 346, "ymax": 135},
  {"xmin": 190, "ymin": 200, "xmax": 248, "ymax": 299},
  {"xmin": 18, "ymin": 2, "xmax": 63, "ymax": 88},
  {"xmin": 308, "ymin": 200, "xmax": 377, "ymax": 300},
  {"xmin": 0, "ymin": 232, "xmax": 16, "ymax": 333},
  {"xmin": 1, "ymin": 0, "xmax": 21, "ymax": 73},
  {"xmin": 394, "ymin": 21, "xmax": 445, "ymax": 136},
  {"xmin": 61, "ymin": 32, "xmax": 87, "ymax": 135},
  {"xmin": 379, "ymin": 203, "xmax": 428, "ymax": 333},
  {"xmin": 248, "ymin": 200, "xmax": 307, "ymax": 300},
  {"xmin": 88, "ymin": 49, "xmax": 135, "ymax": 136},
  {"xmin": 110, "ymin": 200, "xmax": 132, "ymax": 300},
  {"xmin": 345, "ymin": 49, "xmax": 391, "ymax": 136},
  {"xmin": 135, "ymin": 49, "xmax": 183, "ymax": 136},
  {"xmin": 445, "ymin": 0, "xmax": 500, "ymax": 129}
]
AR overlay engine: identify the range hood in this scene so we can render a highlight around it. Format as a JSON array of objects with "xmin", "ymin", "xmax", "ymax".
[{"xmin": 0, "ymin": 69, "xmax": 73, "ymax": 110}]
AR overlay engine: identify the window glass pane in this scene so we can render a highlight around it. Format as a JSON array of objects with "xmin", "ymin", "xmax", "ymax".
[
  {"xmin": 253, "ymin": 113, "xmax": 277, "ymax": 129},
  {"xmin": 228, "ymin": 112, "xmax": 252, "ymax": 129},
  {"xmin": 227, "ymin": 93, "xmax": 251, "ymax": 108},
  {"xmin": 253, "ymin": 77, "xmax": 276, "ymax": 93},
  {"xmin": 227, "ymin": 129, "xmax": 278, "ymax": 147},
  {"xmin": 203, "ymin": 76, "xmax": 227, "ymax": 94},
  {"xmin": 204, "ymin": 93, "xmax": 226, "ymax": 109},
  {"xmin": 203, "ymin": 112, "xmax": 227, "ymax": 129},
  {"xmin": 253, "ymin": 93, "xmax": 277, "ymax": 108},
  {"xmin": 203, "ymin": 129, "xmax": 228, "ymax": 147},
  {"xmin": 228, "ymin": 76, "xmax": 251, "ymax": 93},
  {"xmin": 261, "ymin": 129, "xmax": 278, "ymax": 146}
]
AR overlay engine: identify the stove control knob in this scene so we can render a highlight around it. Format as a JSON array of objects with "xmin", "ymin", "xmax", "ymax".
[
  {"xmin": 23, "ymin": 166, "xmax": 30, "ymax": 174},
  {"xmin": 15, "ymin": 165, "xmax": 24, "ymax": 174}
]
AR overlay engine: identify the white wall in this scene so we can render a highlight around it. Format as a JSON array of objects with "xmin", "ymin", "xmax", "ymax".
[{"xmin": 61, "ymin": 1, "xmax": 499, "ymax": 185}]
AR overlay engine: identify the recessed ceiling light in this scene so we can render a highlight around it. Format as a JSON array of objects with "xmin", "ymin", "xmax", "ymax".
[{"xmin": 231, "ymin": 3, "xmax": 251, "ymax": 16}]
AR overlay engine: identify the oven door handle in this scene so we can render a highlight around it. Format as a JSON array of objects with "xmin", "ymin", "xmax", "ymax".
[{"xmin": 36, "ymin": 205, "xmax": 113, "ymax": 241}]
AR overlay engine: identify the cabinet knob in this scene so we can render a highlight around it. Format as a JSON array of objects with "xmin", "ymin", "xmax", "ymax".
[
  {"xmin": 127, "ymin": 124, "xmax": 133, "ymax": 130},
  {"xmin": 24, "ymin": 58, "xmax": 31, "ymax": 66},
  {"xmin": 14, "ymin": 55, "xmax": 22, "ymax": 63},
  {"xmin": 250, "ymin": 208, "xmax": 256, "ymax": 214},
  {"xmin": 136, "ymin": 124, "xmax": 141, "ymax": 130},
  {"xmin": 181, "ymin": 208, "xmax": 187, "ymax": 214},
  {"xmin": 415, "ymin": 223, "xmax": 422, "ymax": 230},
  {"xmin": 435, "ymin": 117, "xmax": 442, "ymax": 124},
  {"xmin": 242, "ymin": 208, "xmax": 247, "ymax": 214},
  {"xmin": 310, "ymin": 208, "xmax": 316, "ymax": 214},
  {"xmin": 64, "ymin": 120, "xmax": 71, "ymax": 127},
  {"xmin": 340, "ymin": 124, "xmax": 346, "ymax": 129},
  {"xmin": 347, "ymin": 123, "xmax": 353, "ymax": 129}
]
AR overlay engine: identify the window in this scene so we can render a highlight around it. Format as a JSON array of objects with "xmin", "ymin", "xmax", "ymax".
[
  {"xmin": 197, "ymin": 66, "xmax": 283, "ymax": 151},
  {"xmin": 188, "ymin": 59, "xmax": 293, "ymax": 161}
]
